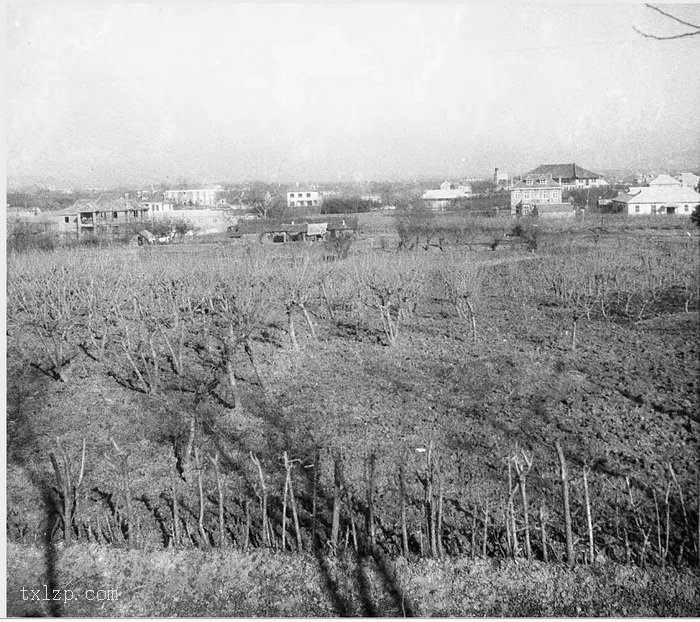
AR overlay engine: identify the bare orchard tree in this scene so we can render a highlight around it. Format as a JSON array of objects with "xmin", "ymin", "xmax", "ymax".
[
  {"xmin": 355, "ymin": 254, "xmax": 425, "ymax": 347},
  {"xmin": 440, "ymin": 261, "xmax": 482, "ymax": 345}
]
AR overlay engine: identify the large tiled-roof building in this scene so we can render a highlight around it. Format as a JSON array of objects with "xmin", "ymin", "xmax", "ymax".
[{"xmin": 523, "ymin": 163, "xmax": 607, "ymax": 189}]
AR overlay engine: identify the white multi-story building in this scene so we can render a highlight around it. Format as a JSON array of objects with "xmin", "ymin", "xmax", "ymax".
[
  {"xmin": 287, "ymin": 189, "xmax": 322, "ymax": 208},
  {"xmin": 164, "ymin": 188, "xmax": 221, "ymax": 206}
]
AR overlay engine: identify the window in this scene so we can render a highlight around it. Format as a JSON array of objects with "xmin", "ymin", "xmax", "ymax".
[
  {"xmin": 538, "ymin": 177, "xmax": 546, "ymax": 184},
  {"xmin": 64, "ymin": 216, "xmax": 69, "ymax": 223},
  {"xmin": 306, "ymin": 192, "xmax": 311, "ymax": 197},
  {"xmin": 651, "ymin": 205, "xmax": 657, "ymax": 214},
  {"xmin": 526, "ymin": 178, "xmax": 533, "ymax": 185},
  {"xmin": 113, "ymin": 212, "xmax": 119, "ymax": 219},
  {"xmin": 685, "ymin": 205, "xmax": 689, "ymax": 212},
  {"xmin": 635, "ymin": 205, "xmax": 640, "ymax": 213},
  {"xmin": 289, "ymin": 201, "xmax": 295, "ymax": 207}
]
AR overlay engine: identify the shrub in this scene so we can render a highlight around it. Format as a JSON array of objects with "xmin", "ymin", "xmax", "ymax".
[
  {"xmin": 691, "ymin": 204, "xmax": 700, "ymax": 229},
  {"xmin": 511, "ymin": 220, "xmax": 539, "ymax": 250},
  {"xmin": 7, "ymin": 221, "xmax": 57, "ymax": 254},
  {"xmin": 321, "ymin": 196, "xmax": 375, "ymax": 214}
]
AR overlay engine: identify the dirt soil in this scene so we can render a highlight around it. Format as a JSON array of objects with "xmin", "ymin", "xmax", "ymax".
[{"xmin": 6, "ymin": 226, "xmax": 700, "ymax": 569}]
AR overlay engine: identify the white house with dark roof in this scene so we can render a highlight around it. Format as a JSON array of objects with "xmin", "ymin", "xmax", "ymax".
[
  {"xmin": 523, "ymin": 163, "xmax": 607, "ymax": 189},
  {"xmin": 611, "ymin": 186, "xmax": 700, "ymax": 216}
]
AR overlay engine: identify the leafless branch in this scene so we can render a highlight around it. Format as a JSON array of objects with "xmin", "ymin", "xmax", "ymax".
[
  {"xmin": 634, "ymin": 26, "xmax": 700, "ymax": 40},
  {"xmin": 645, "ymin": 3, "xmax": 700, "ymax": 30},
  {"xmin": 634, "ymin": 4, "xmax": 700, "ymax": 40}
]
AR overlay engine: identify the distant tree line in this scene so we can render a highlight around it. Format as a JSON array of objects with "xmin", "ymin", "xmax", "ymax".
[{"xmin": 321, "ymin": 196, "xmax": 378, "ymax": 214}]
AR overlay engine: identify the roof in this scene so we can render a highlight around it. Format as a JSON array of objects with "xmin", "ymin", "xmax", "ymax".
[
  {"xmin": 612, "ymin": 186, "xmax": 700, "ymax": 204},
  {"xmin": 286, "ymin": 188, "xmax": 321, "ymax": 194},
  {"xmin": 422, "ymin": 189, "xmax": 469, "ymax": 200},
  {"xmin": 510, "ymin": 178, "xmax": 562, "ymax": 190},
  {"xmin": 526, "ymin": 163, "xmax": 601, "ymax": 180},
  {"xmin": 678, "ymin": 172, "xmax": 700, "ymax": 187},
  {"xmin": 137, "ymin": 229, "xmax": 156, "ymax": 242},
  {"xmin": 58, "ymin": 195, "xmax": 147, "ymax": 215},
  {"xmin": 648, "ymin": 174, "xmax": 681, "ymax": 186}
]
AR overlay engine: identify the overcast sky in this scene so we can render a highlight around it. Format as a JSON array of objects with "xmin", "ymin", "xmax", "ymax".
[{"xmin": 7, "ymin": 3, "xmax": 700, "ymax": 188}]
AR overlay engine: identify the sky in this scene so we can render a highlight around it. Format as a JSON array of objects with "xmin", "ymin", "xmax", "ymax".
[{"xmin": 6, "ymin": 3, "xmax": 700, "ymax": 188}]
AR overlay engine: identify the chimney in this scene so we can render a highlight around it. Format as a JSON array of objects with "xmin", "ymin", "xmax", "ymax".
[{"xmin": 494, "ymin": 167, "xmax": 499, "ymax": 186}]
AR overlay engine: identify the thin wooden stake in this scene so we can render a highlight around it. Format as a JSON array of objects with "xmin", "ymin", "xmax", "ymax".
[
  {"xmin": 482, "ymin": 502, "xmax": 489, "ymax": 558},
  {"xmin": 330, "ymin": 454, "xmax": 341, "ymax": 549},
  {"xmin": 436, "ymin": 478, "xmax": 444, "ymax": 559},
  {"xmin": 583, "ymin": 465, "xmax": 594, "ymax": 564},
  {"xmin": 250, "ymin": 452, "xmax": 269, "ymax": 547},
  {"xmin": 211, "ymin": 453, "xmax": 225, "ymax": 548},
  {"xmin": 194, "ymin": 448, "xmax": 208, "ymax": 548},
  {"xmin": 668, "ymin": 463, "xmax": 692, "ymax": 560},
  {"xmin": 282, "ymin": 463, "xmax": 289, "ymax": 552},
  {"xmin": 697, "ymin": 470, "xmax": 700, "ymax": 568},
  {"xmin": 507, "ymin": 459, "xmax": 519, "ymax": 558},
  {"xmin": 555, "ymin": 441, "xmax": 575, "ymax": 567},
  {"xmin": 540, "ymin": 502, "xmax": 549, "ymax": 563},
  {"xmin": 400, "ymin": 463, "xmax": 409, "ymax": 557},
  {"xmin": 653, "ymin": 488, "xmax": 663, "ymax": 566}
]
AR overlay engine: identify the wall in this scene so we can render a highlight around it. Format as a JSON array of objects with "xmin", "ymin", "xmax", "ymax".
[{"xmin": 152, "ymin": 208, "xmax": 237, "ymax": 233}]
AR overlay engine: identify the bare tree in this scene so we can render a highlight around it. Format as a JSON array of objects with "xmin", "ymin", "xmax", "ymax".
[{"xmin": 634, "ymin": 4, "xmax": 700, "ymax": 40}]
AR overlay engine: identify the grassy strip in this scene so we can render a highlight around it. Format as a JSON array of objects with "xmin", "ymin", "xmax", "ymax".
[{"xmin": 7, "ymin": 543, "xmax": 699, "ymax": 617}]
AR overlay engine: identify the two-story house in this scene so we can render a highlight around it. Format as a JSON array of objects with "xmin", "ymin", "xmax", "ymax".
[
  {"xmin": 510, "ymin": 175, "xmax": 573, "ymax": 217},
  {"xmin": 287, "ymin": 189, "xmax": 322, "ymax": 208}
]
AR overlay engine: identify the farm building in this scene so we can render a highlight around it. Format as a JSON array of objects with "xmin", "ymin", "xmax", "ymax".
[
  {"xmin": 610, "ymin": 186, "xmax": 700, "ymax": 216},
  {"xmin": 421, "ymin": 181, "xmax": 472, "ymax": 210},
  {"xmin": 133, "ymin": 230, "xmax": 156, "ymax": 245},
  {"xmin": 47, "ymin": 195, "xmax": 150, "ymax": 237},
  {"xmin": 229, "ymin": 216, "xmax": 357, "ymax": 243}
]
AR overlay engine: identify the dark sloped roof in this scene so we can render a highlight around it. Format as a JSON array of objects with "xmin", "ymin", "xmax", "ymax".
[
  {"xmin": 511, "ymin": 178, "xmax": 562, "ymax": 190},
  {"xmin": 58, "ymin": 195, "xmax": 146, "ymax": 215},
  {"xmin": 526, "ymin": 163, "xmax": 601, "ymax": 180}
]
